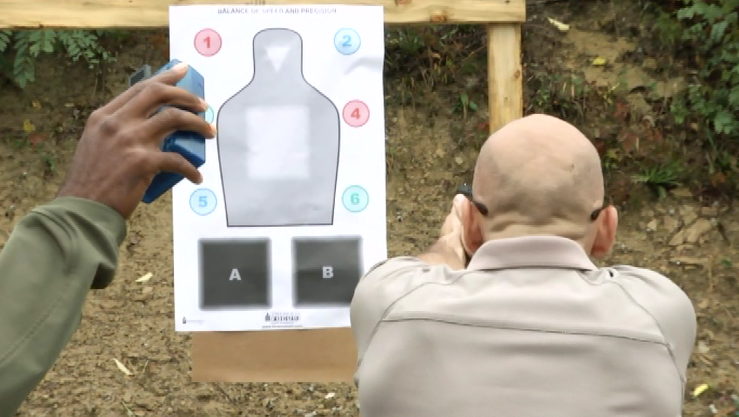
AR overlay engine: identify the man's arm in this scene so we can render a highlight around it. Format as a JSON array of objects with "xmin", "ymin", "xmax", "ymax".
[
  {"xmin": 350, "ymin": 195, "xmax": 469, "ymax": 386},
  {"xmin": 352, "ymin": 232, "xmax": 466, "ymax": 340},
  {"xmin": 612, "ymin": 266, "xmax": 697, "ymax": 387},
  {"xmin": 350, "ymin": 256, "xmax": 448, "ymax": 387},
  {"xmin": 0, "ymin": 63, "xmax": 213, "ymax": 416},
  {"xmin": 0, "ymin": 197, "xmax": 126, "ymax": 416},
  {"xmin": 416, "ymin": 194, "xmax": 469, "ymax": 269}
]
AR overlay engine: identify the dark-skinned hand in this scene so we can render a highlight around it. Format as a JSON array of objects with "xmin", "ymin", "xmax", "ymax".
[{"xmin": 57, "ymin": 62, "xmax": 216, "ymax": 219}]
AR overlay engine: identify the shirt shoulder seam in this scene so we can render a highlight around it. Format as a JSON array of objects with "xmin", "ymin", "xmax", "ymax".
[
  {"xmin": 356, "ymin": 268, "xmax": 472, "ymax": 368},
  {"xmin": 593, "ymin": 270, "xmax": 686, "ymax": 386}
]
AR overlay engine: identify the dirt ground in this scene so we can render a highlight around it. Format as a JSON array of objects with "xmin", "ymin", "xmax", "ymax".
[{"xmin": 2, "ymin": 6, "xmax": 739, "ymax": 416}]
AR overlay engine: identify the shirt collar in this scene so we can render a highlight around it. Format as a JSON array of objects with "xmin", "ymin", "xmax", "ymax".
[{"xmin": 466, "ymin": 236, "xmax": 598, "ymax": 271}]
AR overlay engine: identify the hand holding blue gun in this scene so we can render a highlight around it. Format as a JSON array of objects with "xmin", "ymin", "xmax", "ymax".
[
  {"xmin": 128, "ymin": 59, "xmax": 208, "ymax": 203},
  {"xmin": 58, "ymin": 61, "xmax": 215, "ymax": 218}
]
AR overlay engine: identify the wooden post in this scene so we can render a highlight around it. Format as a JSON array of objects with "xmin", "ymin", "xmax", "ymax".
[{"xmin": 487, "ymin": 23, "xmax": 523, "ymax": 133}]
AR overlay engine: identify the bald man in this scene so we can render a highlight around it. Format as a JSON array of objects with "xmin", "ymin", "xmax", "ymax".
[{"xmin": 350, "ymin": 114, "xmax": 696, "ymax": 417}]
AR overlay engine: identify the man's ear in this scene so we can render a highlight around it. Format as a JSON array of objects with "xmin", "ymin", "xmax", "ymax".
[
  {"xmin": 591, "ymin": 206, "xmax": 618, "ymax": 259},
  {"xmin": 462, "ymin": 200, "xmax": 484, "ymax": 255}
]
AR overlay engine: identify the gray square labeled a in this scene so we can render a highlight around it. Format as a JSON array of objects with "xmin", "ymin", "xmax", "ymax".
[
  {"xmin": 199, "ymin": 238, "xmax": 271, "ymax": 310},
  {"xmin": 292, "ymin": 236, "xmax": 363, "ymax": 307}
]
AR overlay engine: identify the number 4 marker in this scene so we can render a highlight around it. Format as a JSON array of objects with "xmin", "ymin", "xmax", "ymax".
[{"xmin": 343, "ymin": 100, "xmax": 369, "ymax": 127}]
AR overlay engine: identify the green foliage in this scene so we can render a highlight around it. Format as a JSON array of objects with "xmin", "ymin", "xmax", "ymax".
[
  {"xmin": 657, "ymin": 0, "xmax": 739, "ymax": 139},
  {"xmin": 385, "ymin": 26, "xmax": 486, "ymax": 89},
  {"xmin": 452, "ymin": 93, "xmax": 479, "ymax": 118},
  {"xmin": 0, "ymin": 29, "xmax": 119, "ymax": 88},
  {"xmin": 631, "ymin": 160, "xmax": 683, "ymax": 198}
]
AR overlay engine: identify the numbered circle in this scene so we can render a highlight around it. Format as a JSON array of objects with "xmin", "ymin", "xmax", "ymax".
[
  {"xmin": 204, "ymin": 105, "xmax": 214, "ymax": 123},
  {"xmin": 343, "ymin": 100, "xmax": 370, "ymax": 127},
  {"xmin": 189, "ymin": 188, "xmax": 217, "ymax": 216},
  {"xmin": 334, "ymin": 28, "xmax": 361, "ymax": 55},
  {"xmin": 194, "ymin": 28, "xmax": 222, "ymax": 57},
  {"xmin": 342, "ymin": 185, "xmax": 369, "ymax": 213}
]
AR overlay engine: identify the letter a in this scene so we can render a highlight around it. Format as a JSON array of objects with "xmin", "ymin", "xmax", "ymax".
[{"xmin": 229, "ymin": 269, "xmax": 241, "ymax": 281}]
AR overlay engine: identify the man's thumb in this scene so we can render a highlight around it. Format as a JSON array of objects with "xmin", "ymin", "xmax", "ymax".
[
  {"xmin": 452, "ymin": 194, "xmax": 473, "ymax": 255},
  {"xmin": 452, "ymin": 194, "xmax": 467, "ymax": 218}
]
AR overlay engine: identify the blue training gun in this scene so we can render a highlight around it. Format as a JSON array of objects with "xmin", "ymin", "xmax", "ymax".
[{"xmin": 128, "ymin": 59, "xmax": 206, "ymax": 203}]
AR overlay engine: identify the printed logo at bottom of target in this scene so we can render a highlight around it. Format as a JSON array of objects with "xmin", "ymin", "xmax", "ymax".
[{"xmin": 263, "ymin": 311, "xmax": 303, "ymax": 329}]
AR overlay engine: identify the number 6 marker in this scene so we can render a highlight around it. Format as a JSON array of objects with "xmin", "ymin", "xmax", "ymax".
[{"xmin": 342, "ymin": 185, "xmax": 369, "ymax": 213}]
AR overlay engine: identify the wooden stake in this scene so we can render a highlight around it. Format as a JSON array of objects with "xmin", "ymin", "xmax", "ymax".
[{"xmin": 487, "ymin": 23, "xmax": 523, "ymax": 134}]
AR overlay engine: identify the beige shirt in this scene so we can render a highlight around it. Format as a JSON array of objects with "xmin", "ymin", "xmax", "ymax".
[{"xmin": 350, "ymin": 236, "xmax": 696, "ymax": 417}]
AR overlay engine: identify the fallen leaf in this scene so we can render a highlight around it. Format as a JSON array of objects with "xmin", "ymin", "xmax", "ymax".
[
  {"xmin": 709, "ymin": 172, "xmax": 726, "ymax": 187},
  {"xmin": 692, "ymin": 383, "xmax": 709, "ymax": 397},
  {"xmin": 670, "ymin": 256, "xmax": 709, "ymax": 267},
  {"xmin": 22, "ymin": 119, "xmax": 35, "ymax": 133},
  {"xmin": 547, "ymin": 17, "xmax": 570, "ymax": 32},
  {"xmin": 605, "ymin": 149, "xmax": 622, "ymax": 161},
  {"xmin": 28, "ymin": 133, "xmax": 48, "ymax": 147},
  {"xmin": 592, "ymin": 57, "xmax": 607, "ymax": 66},
  {"xmin": 113, "ymin": 358, "xmax": 133, "ymax": 376},
  {"xmin": 31, "ymin": 100, "xmax": 42, "ymax": 109},
  {"xmin": 135, "ymin": 272, "xmax": 153, "ymax": 283}
]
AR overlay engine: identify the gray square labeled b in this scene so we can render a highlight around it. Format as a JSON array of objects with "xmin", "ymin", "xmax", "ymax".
[{"xmin": 292, "ymin": 236, "xmax": 363, "ymax": 307}]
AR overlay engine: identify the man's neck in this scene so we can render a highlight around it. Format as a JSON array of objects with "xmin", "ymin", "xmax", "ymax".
[
  {"xmin": 481, "ymin": 229, "xmax": 593, "ymax": 257},
  {"xmin": 483, "ymin": 221, "xmax": 588, "ymax": 244}
]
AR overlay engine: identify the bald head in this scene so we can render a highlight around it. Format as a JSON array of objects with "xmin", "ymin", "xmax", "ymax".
[{"xmin": 471, "ymin": 114, "xmax": 604, "ymax": 240}]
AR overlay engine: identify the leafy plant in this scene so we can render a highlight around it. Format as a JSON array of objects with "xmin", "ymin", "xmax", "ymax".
[
  {"xmin": 0, "ymin": 29, "xmax": 119, "ymax": 88},
  {"xmin": 452, "ymin": 93, "xmax": 479, "ymax": 119},
  {"xmin": 649, "ymin": 0, "xmax": 739, "ymax": 193},
  {"xmin": 662, "ymin": 0, "xmax": 739, "ymax": 134},
  {"xmin": 632, "ymin": 161, "xmax": 683, "ymax": 198}
]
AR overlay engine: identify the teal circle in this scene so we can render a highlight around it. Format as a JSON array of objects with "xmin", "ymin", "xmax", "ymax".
[
  {"xmin": 342, "ymin": 185, "xmax": 369, "ymax": 213},
  {"xmin": 204, "ymin": 105, "xmax": 214, "ymax": 123},
  {"xmin": 189, "ymin": 188, "xmax": 217, "ymax": 216},
  {"xmin": 334, "ymin": 28, "xmax": 361, "ymax": 55}
]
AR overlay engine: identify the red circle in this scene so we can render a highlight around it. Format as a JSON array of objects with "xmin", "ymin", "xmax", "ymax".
[
  {"xmin": 194, "ymin": 28, "xmax": 222, "ymax": 57},
  {"xmin": 342, "ymin": 100, "xmax": 369, "ymax": 127}
]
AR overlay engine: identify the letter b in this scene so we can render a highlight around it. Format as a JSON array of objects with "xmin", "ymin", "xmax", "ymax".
[{"xmin": 322, "ymin": 266, "xmax": 334, "ymax": 279}]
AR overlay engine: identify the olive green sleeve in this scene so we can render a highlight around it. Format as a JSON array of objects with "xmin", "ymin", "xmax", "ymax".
[{"xmin": 0, "ymin": 196, "xmax": 127, "ymax": 417}]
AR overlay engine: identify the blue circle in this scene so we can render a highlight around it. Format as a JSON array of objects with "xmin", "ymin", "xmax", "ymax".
[
  {"xmin": 334, "ymin": 28, "xmax": 361, "ymax": 55},
  {"xmin": 189, "ymin": 188, "xmax": 217, "ymax": 216},
  {"xmin": 204, "ymin": 105, "xmax": 214, "ymax": 123},
  {"xmin": 342, "ymin": 185, "xmax": 369, "ymax": 213}
]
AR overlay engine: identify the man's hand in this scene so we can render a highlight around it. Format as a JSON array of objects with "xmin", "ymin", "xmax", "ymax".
[
  {"xmin": 57, "ymin": 62, "xmax": 216, "ymax": 219},
  {"xmin": 439, "ymin": 194, "xmax": 468, "ymax": 261},
  {"xmin": 417, "ymin": 194, "xmax": 469, "ymax": 269}
]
